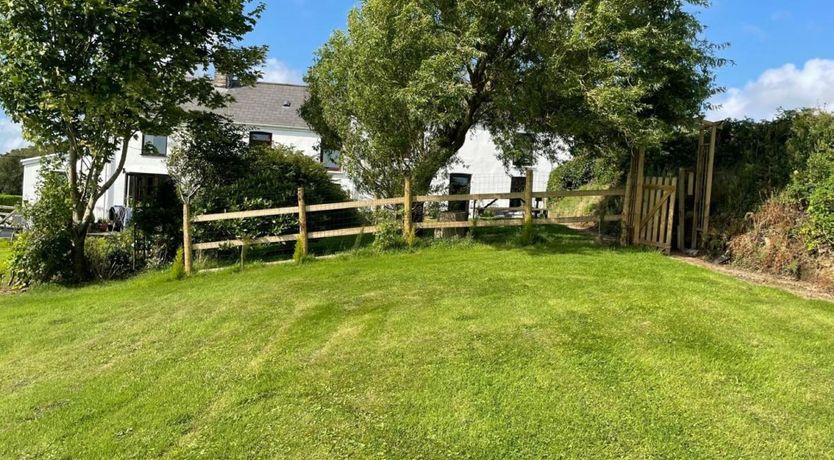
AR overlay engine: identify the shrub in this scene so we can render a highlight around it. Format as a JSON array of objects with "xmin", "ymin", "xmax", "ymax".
[
  {"xmin": 372, "ymin": 211, "xmax": 404, "ymax": 252},
  {"xmin": 0, "ymin": 194, "xmax": 21, "ymax": 207},
  {"xmin": 728, "ymin": 200, "xmax": 813, "ymax": 280},
  {"xmin": 85, "ymin": 232, "xmax": 135, "ymax": 281},
  {"xmin": 195, "ymin": 144, "xmax": 357, "ymax": 249},
  {"xmin": 131, "ymin": 176, "xmax": 182, "ymax": 264},
  {"xmin": 784, "ymin": 110, "xmax": 834, "ymax": 251},
  {"xmin": 171, "ymin": 247, "xmax": 186, "ymax": 280},
  {"xmin": 8, "ymin": 167, "xmax": 73, "ymax": 286}
]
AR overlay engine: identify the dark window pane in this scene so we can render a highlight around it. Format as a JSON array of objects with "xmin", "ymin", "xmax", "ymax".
[
  {"xmin": 249, "ymin": 131, "xmax": 273, "ymax": 146},
  {"xmin": 510, "ymin": 176, "xmax": 525, "ymax": 208},
  {"xmin": 448, "ymin": 173, "xmax": 471, "ymax": 214}
]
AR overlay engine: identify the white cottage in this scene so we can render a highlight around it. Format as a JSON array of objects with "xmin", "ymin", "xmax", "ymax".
[{"xmin": 21, "ymin": 77, "xmax": 559, "ymax": 219}]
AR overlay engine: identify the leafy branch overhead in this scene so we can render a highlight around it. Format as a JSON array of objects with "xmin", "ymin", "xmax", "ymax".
[
  {"xmin": 0, "ymin": 0, "xmax": 267, "ymax": 279},
  {"xmin": 303, "ymin": 0, "xmax": 726, "ymax": 197}
]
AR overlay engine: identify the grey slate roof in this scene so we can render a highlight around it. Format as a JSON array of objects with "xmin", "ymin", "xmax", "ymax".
[{"xmin": 194, "ymin": 82, "xmax": 311, "ymax": 130}]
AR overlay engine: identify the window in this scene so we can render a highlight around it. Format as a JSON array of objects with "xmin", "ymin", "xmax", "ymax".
[
  {"xmin": 320, "ymin": 150, "xmax": 340, "ymax": 170},
  {"xmin": 142, "ymin": 134, "xmax": 167, "ymax": 156},
  {"xmin": 509, "ymin": 176, "xmax": 526, "ymax": 208},
  {"xmin": 249, "ymin": 131, "xmax": 273, "ymax": 147},
  {"xmin": 448, "ymin": 173, "xmax": 472, "ymax": 215}
]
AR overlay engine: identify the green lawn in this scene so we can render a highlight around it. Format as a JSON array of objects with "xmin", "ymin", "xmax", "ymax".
[
  {"xmin": 2, "ymin": 227, "xmax": 834, "ymax": 458},
  {"xmin": 0, "ymin": 239, "xmax": 10, "ymax": 281}
]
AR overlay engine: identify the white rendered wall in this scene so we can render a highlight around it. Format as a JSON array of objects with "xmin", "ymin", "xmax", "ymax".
[{"xmin": 20, "ymin": 125, "xmax": 564, "ymax": 219}]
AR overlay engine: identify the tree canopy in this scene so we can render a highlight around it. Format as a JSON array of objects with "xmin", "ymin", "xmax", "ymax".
[
  {"xmin": 0, "ymin": 0, "xmax": 267, "ymax": 278},
  {"xmin": 0, "ymin": 146, "xmax": 44, "ymax": 195},
  {"xmin": 303, "ymin": 0, "xmax": 725, "ymax": 196}
]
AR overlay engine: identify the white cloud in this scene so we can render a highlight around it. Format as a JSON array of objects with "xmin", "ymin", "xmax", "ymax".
[
  {"xmin": 709, "ymin": 59, "xmax": 834, "ymax": 121},
  {"xmin": 0, "ymin": 116, "xmax": 28, "ymax": 154},
  {"xmin": 259, "ymin": 58, "xmax": 304, "ymax": 85}
]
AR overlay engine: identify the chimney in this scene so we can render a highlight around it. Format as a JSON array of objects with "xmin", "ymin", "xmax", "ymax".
[{"xmin": 213, "ymin": 72, "xmax": 229, "ymax": 88}]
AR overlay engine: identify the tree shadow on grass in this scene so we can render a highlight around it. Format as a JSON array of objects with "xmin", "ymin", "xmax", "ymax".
[{"xmin": 469, "ymin": 224, "xmax": 649, "ymax": 257}]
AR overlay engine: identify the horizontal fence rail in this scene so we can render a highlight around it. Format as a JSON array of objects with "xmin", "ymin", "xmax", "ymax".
[{"xmin": 184, "ymin": 169, "xmax": 629, "ymax": 272}]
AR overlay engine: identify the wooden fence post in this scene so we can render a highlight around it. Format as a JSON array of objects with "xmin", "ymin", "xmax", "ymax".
[
  {"xmin": 702, "ymin": 123, "xmax": 717, "ymax": 238},
  {"xmin": 403, "ymin": 176, "xmax": 413, "ymax": 239},
  {"xmin": 297, "ymin": 186, "xmax": 308, "ymax": 257},
  {"xmin": 631, "ymin": 146, "xmax": 646, "ymax": 245},
  {"xmin": 182, "ymin": 202, "xmax": 193, "ymax": 274},
  {"xmin": 524, "ymin": 168, "xmax": 534, "ymax": 224},
  {"xmin": 677, "ymin": 167, "xmax": 686, "ymax": 250},
  {"xmin": 620, "ymin": 153, "xmax": 636, "ymax": 246}
]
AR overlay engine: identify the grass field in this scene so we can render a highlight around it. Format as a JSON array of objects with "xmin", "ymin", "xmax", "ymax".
[
  {"xmin": 0, "ymin": 239, "xmax": 10, "ymax": 281},
  {"xmin": 2, "ymin": 227, "xmax": 834, "ymax": 458}
]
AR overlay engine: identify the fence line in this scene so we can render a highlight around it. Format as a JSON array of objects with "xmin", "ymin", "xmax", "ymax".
[{"xmin": 184, "ymin": 169, "xmax": 629, "ymax": 272}]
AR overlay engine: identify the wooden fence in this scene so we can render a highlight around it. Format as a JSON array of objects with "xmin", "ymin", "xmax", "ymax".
[
  {"xmin": 0, "ymin": 205, "xmax": 14, "ymax": 225},
  {"xmin": 183, "ymin": 169, "xmax": 626, "ymax": 273}
]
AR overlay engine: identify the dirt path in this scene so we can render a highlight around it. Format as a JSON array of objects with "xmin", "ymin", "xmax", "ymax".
[{"xmin": 671, "ymin": 255, "xmax": 834, "ymax": 303}]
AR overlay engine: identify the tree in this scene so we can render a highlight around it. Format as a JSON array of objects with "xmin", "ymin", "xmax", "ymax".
[
  {"xmin": 0, "ymin": 0, "xmax": 267, "ymax": 280},
  {"xmin": 168, "ymin": 113, "xmax": 249, "ymax": 272},
  {"xmin": 303, "ymin": 0, "xmax": 725, "ymax": 197},
  {"xmin": 0, "ymin": 146, "xmax": 44, "ymax": 195}
]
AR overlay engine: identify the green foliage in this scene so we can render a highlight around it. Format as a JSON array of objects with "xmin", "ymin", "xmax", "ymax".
[
  {"xmin": 371, "ymin": 211, "xmax": 404, "ymax": 252},
  {"xmin": 657, "ymin": 113, "xmax": 800, "ymax": 223},
  {"xmin": 85, "ymin": 233, "xmax": 135, "ymax": 281},
  {"xmin": 196, "ymin": 145, "xmax": 357, "ymax": 246},
  {"xmin": 304, "ymin": 0, "xmax": 724, "ymax": 196},
  {"xmin": 548, "ymin": 151, "xmax": 620, "ymax": 193},
  {"xmin": 0, "ymin": 146, "xmax": 43, "ymax": 195},
  {"xmin": 783, "ymin": 110, "xmax": 834, "ymax": 249},
  {"xmin": 0, "ymin": 0, "xmax": 266, "ymax": 278},
  {"xmin": 8, "ymin": 166, "xmax": 73, "ymax": 286},
  {"xmin": 131, "ymin": 177, "xmax": 182, "ymax": 264},
  {"xmin": 171, "ymin": 247, "xmax": 186, "ymax": 281},
  {"xmin": 0, "ymin": 194, "xmax": 22, "ymax": 207},
  {"xmin": 168, "ymin": 113, "xmax": 249, "ymax": 206},
  {"xmin": 517, "ymin": 221, "xmax": 539, "ymax": 246}
]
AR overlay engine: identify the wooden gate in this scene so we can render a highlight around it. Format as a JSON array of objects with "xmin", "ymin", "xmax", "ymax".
[{"xmin": 635, "ymin": 176, "xmax": 677, "ymax": 252}]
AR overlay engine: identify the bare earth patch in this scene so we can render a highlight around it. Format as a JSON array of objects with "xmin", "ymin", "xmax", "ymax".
[{"xmin": 672, "ymin": 255, "xmax": 834, "ymax": 303}]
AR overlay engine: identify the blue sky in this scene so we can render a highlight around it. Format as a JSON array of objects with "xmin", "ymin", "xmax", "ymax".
[{"xmin": 2, "ymin": 0, "xmax": 833, "ymax": 153}]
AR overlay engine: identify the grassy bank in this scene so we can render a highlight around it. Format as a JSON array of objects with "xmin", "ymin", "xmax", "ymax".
[{"xmin": 1, "ymin": 227, "xmax": 833, "ymax": 457}]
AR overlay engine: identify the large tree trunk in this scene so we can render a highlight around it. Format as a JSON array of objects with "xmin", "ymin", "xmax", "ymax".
[{"xmin": 70, "ymin": 222, "xmax": 90, "ymax": 282}]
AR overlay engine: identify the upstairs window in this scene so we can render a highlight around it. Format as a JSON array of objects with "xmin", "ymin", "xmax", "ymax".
[
  {"xmin": 142, "ymin": 134, "xmax": 168, "ymax": 156},
  {"xmin": 249, "ymin": 131, "xmax": 273, "ymax": 147},
  {"xmin": 321, "ymin": 150, "xmax": 340, "ymax": 171}
]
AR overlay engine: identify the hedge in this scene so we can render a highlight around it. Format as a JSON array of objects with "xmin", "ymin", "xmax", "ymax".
[{"xmin": 0, "ymin": 195, "xmax": 22, "ymax": 207}]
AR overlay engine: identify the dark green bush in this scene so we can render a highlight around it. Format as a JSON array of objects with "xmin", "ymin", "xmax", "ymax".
[
  {"xmin": 8, "ymin": 167, "xmax": 73, "ymax": 286},
  {"xmin": 131, "ymin": 176, "xmax": 182, "ymax": 265},
  {"xmin": 85, "ymin": 232, "xmax": 135, "ymax": 281},
  {"xmin": 0, "ymin": 194, "xmax": 21, "ymax": 207},
  {"xmin": 196, "ymin": 144, "xmax": 360, "ymax": 249}
]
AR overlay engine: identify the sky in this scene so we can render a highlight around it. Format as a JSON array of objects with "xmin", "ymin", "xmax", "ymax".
[{"xmin": 2, "ymin": 0, "xmax": 833, "ymax": 153}]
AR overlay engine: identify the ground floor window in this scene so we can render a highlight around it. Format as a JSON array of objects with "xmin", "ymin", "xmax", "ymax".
[
  {"xmin": 509, "ymin": 176, "xmax": 525, "ymax": 208},
  {"xmin": 125, "ymin": 173, "xmax": 176, "ymax": 208},
  {"xmin": 448, "ymin": 173, "xmax": 472, "ymax": 215}
]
